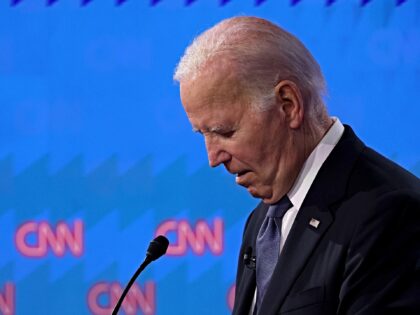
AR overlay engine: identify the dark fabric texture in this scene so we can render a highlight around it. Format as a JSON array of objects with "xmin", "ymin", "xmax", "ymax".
[{"xmin": 232, "ymin": 125, "xmax": 420, "ymax": 315}]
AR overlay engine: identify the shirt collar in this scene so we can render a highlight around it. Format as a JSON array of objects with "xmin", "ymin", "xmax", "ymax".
[{"xmin": 287, "ymin": 117, "xmax": 344, "ymax": 210}]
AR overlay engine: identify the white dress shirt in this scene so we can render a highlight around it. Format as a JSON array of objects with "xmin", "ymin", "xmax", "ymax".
[{"xmin": 249, "ymin": 118, "xmax": 345, "ymax": 315}]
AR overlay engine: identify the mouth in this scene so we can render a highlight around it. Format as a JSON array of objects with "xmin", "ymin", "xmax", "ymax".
[
  {"xmin": 236, "ymin": 170, "xmax": 250, "ymax": 177},
  {"xmin": 235, "ymin": 170, "xmax": 251, "ymax": 186}
]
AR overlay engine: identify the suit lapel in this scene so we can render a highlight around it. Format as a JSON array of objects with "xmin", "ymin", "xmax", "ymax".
[
  {"xmin": 233, "ymin": 269, "xmax": 255, "ymax": 315},
  {"xmin": 258, "ymin": 125, "xmax": 365, "ymax": 315},
  {"xmin": 258, "ymin": 205, "xmax": 333, "ymax": 315},
  {"xmin": 233, "ymin": 203, "xmax": 269, "ymax": 315},
  {"xmin": 235, "ymin": 126, "xmax": 365, "ymax": 315}
]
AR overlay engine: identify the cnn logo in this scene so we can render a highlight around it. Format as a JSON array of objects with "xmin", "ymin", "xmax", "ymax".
[
  {"xmin": 88, "ymin": 282, "xmax": 155, "ymax": 315},
  {"xmin": 155, "ymin": 218, "xmax": 224, "ymax": 256},
  {"xmin": 15, "ymin": 220, "xmax": 84, "ymax": 257},
  {"xmin": 0, "ymin": 283, "xmax": 14, "ymax": 315}
]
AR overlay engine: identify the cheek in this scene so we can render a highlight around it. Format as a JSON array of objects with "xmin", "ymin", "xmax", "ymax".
[
  {"xmin": 242, "ymin": 149, "xmax": 269, "ymax": 172},
  {"xmin": 234, "ymin": 137, "xmax": 270, "ymax": 168},
  {"xmin": 233, "ymin": 123, "xmax": 282, "ymax": 168},
  {"xmin": 253, "ymin": 141, "xmax": 287, "ymax": 181}
]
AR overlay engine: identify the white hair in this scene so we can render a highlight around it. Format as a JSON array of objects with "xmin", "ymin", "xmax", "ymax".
[{"xmin": 174, "ymin": 16, "xmax": 327, "ymax": 120}]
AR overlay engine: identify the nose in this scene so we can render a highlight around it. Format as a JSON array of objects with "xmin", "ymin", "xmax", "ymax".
[{"xmin": 204, "ymin": 136, "xmax": 231, "ymax": 168}]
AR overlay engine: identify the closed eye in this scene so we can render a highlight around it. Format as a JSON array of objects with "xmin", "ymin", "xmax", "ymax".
[
  {"xmin": 218, "ymin": 130, "xmax": 235, "ymax": 138},
  {"xmin": 193, "ymin": 126, "xmax": 236, "ymax": 138}
]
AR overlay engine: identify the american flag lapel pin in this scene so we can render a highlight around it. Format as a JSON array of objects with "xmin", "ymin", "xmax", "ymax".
[{"xmin": 309, "ymin": 218, "xmax": 320, "ymax": 229}]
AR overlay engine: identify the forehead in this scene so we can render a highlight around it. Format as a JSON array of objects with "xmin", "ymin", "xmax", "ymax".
[{"xmin": 180, "ymin": 62, "xmax": 248, "ymax": 113}]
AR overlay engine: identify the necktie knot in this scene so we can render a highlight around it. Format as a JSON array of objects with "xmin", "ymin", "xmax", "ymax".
[{"xmin": 266, "ymin": 196, "xmax": 292, "ymax": 218}]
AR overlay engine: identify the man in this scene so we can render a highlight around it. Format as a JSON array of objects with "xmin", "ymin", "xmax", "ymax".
[{"xmin": 174, "ymin": 16, "xmax": 420, "ymax": 315}]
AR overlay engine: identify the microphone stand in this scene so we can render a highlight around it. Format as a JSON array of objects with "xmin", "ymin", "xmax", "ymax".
[
  {"xmin": 112, "ymin": 235, "xmax": 169, "ymax": 315},
  {"xmin": 112, "ymin": 256, "xmax": 153, "ymax": 315}
]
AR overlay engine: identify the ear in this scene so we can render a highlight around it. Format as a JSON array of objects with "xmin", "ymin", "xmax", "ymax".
[{"xmin": 274, "ymin": 80, "xmax": 304, "ymax": 129}]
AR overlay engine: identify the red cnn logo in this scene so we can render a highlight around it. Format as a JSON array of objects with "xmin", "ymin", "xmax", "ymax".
[
  {"xmin": 15, "ymin": 220, "xmax": 84, "ymax": 257},
  {"xmin": 155, "ymin": 218, "xmax": 224, "ymax": 256},
  {"xmin": 0, "ymin": 282, "xmax": 15, "ymax": 315},
  {"xmin": 87, "ymin": 282, "xmax": 155, "ymax": 315},
  {"xmin": 227, "ymin": 284, "xmax": 235, "ymax": 311}
]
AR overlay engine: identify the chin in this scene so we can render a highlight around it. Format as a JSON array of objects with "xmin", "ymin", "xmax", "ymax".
[
  {"xmin": 255, "ymin": 189, "xmax": 284, "ymax": 205},
  {"xmin": 263, "ymin": 196, "xmax": 281, "ymax": 205},
  {"xmin": 246, "ymin": 186, "xmax": 261, "ymax": 198},
  {"xmin": 247, "ymin": 186, "xmax": 272, "ymax": 202}
]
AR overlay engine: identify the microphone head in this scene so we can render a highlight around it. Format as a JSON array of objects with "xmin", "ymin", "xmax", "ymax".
[{"xmin": 146, "ymin": 235, "xmax": 169, "ymax": 261}]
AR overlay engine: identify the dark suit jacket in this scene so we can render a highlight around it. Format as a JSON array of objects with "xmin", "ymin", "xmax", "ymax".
[{"xmin": 232, "ymin": 126, "xmax": 420, "ymax": 315}]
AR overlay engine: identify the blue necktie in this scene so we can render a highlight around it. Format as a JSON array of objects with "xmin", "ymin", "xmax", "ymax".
[{"xmin": 254, "ymin": 196, "xmax": 292, "ymax": 314}]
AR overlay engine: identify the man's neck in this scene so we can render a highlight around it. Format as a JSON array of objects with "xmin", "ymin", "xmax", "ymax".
[{"xmin": 301, "ymin": 117, "xmax": 334, "ymax": 162}]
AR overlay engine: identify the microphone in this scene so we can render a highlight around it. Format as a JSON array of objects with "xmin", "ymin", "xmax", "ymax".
[
  {"xmin": 243, "ymin": 246, "xmax": 256, "ymax": 270},
  {"xmin": 146, "ymin": 235, "xmax": 170, "ymax": 261},
  {"xmin": 112, "ymin": 235, "xmax": 169, "ymax": 315}
]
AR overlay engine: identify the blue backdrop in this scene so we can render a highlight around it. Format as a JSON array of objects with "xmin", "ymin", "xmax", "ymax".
[{"xmin": 1, "ymin": 1, "xmax": 419, "ymax": 314}]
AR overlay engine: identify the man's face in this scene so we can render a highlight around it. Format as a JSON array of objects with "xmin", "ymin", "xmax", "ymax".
[{"xmin": 180, "ymin": 66, "xmax": 301, "ymax": 204}]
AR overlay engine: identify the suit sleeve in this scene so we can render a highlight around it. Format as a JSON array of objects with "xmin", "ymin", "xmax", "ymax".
[{"xmin": 338, "ymin": 191, "xmax": 420, "ymax": 314}]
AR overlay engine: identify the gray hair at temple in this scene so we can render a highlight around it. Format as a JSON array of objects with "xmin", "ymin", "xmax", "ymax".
[{"xmin": 173, "ymin": 16, "xmax": 328, "ymax": 122}]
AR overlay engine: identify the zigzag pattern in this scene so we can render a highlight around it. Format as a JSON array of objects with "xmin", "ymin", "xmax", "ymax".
[
  {"xmin": 9, "ymin": 0, "xmax": 409, "ymax": 7},
  {"xmin": 0, "ymin": 154, "xmax": 253, "ymax": 279},
  {"xmin": 0, "ymin": 154, "xmax": 253, "ymax": 314}
]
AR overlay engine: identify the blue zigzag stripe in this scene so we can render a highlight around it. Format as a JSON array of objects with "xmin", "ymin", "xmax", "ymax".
[{"xmin": 10, "ymin": 0, "xmax": 409, "ymax": 7}]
